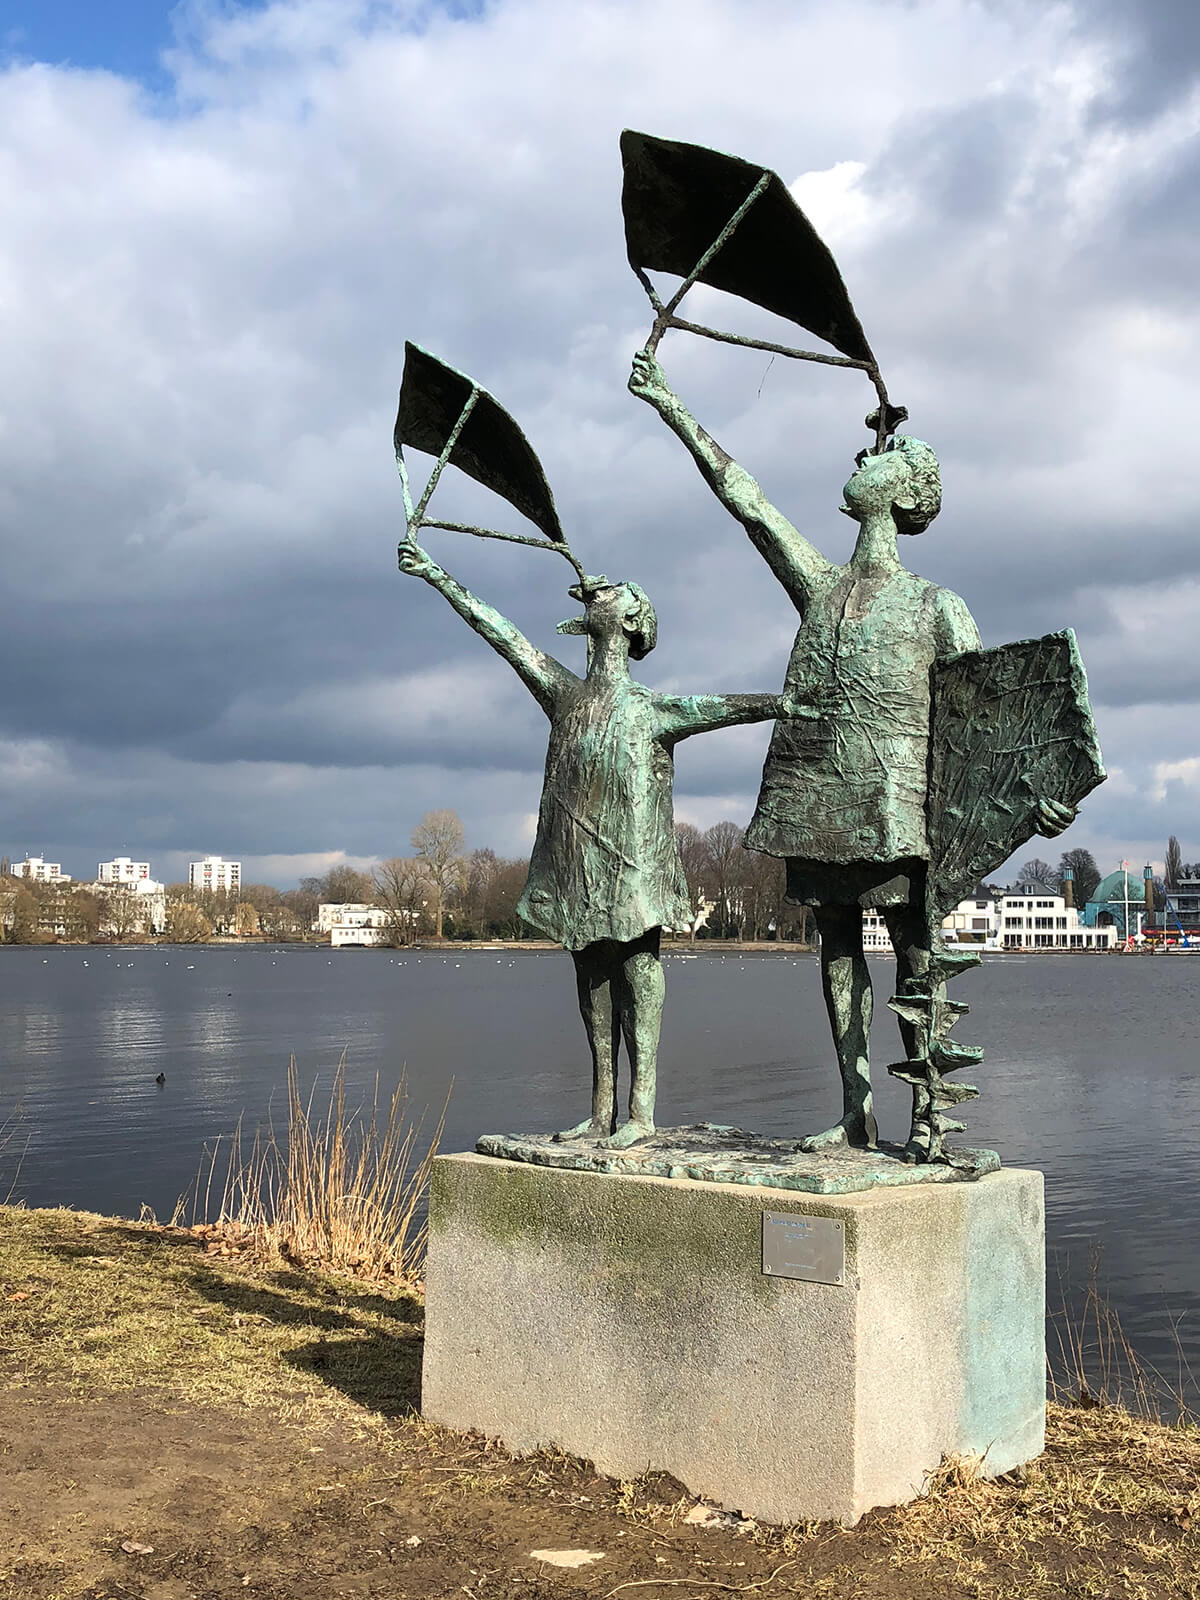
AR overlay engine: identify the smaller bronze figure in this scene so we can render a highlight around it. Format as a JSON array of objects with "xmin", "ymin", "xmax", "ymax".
[{"xmin": 395, "ymin": 346, "xmax": 817, "ymax": 1147}]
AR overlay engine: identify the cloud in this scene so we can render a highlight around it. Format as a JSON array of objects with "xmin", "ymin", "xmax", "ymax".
[{"xmin": 0, "ymin": 0, "xmax": 1197, "ymax": 883}]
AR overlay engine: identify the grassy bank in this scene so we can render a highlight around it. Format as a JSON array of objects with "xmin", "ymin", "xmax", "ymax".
[{"xmin": 2, "ymin": 1205, "xmax": 1198, "ymax": 1600}]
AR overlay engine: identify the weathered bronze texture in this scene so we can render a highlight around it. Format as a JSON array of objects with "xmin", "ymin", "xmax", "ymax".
[
  {"xmin": 475, "ymin": 1123, "xmax": 1000, "ymax": 1194},
  {"xmin": 626, "ymin": 134, "xmax": 1103, "ymax": 1164},
  {"xmin": 397, "ymin": 359, "xmax": 819, "ymax": 1149}
]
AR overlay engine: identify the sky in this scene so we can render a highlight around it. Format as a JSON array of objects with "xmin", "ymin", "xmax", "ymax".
[{"xmin": 0, "ymin": 0, "xmax": 1198, "ymax": 889}]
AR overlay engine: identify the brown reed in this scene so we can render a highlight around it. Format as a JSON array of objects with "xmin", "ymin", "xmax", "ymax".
[{"xmin": 178, "ymin": 1056, "xmax": 447, "ymax": 1282}]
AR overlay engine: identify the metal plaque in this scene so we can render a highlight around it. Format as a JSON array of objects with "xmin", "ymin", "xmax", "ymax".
[{"xmin": 762, "ymin": 1212, "xmax": 845, "ymax": 1285}]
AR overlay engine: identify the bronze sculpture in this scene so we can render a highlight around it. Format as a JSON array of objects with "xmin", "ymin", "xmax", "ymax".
[
  {"xmin": 622, "ymin": 133, "xmax": 1104, "ymax": 1163},
  {"xmin": 397, "ymin": 134, "xmax": 1104, "ymax": 1177},
  {"xmin": 395, "ymin": 346, "xmax": 819, "ymax": 1148}
]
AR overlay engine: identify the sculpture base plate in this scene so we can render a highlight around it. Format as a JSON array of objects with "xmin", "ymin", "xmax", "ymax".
[{"xmin": 475, "ymin": 1122, "xmax": 999, "ymax": 1194}]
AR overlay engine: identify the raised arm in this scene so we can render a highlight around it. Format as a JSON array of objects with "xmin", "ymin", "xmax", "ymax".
[
  {"xmin": 398, "ymin": 542, "xmax": 576, "ymax": 715},
  {"xmin": 629, "ymin": 351, "xmax": 831, "ymax": 605},
  {"xmin": 655, "ymin": 690, "xmax": 821, "ymax": 745}
]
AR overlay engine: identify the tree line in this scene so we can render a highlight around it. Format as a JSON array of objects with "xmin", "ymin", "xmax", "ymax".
[
  {"xmin": 0, "ymin": 810, "xmax": 814, "ymax": 945},
  {"xmin": 1014, "ymin": 839, "xmax": 1199, "ymax": 914},
  {"xmin": 14, "ymin": 824, "xmax": 1189, "ymax": 948},
  {"xmin": 310, "ymin": 810, "xmax": 815, "ymax": 946}
]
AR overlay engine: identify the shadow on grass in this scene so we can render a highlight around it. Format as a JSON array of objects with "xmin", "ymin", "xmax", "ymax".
[
  {"xmin": 283, "ymin": 1334, "xmax": 423, "ymax": 1417},
  {"xmin": 186, "ymin": 1264, "xmax": 424, "ymax": 1418}
]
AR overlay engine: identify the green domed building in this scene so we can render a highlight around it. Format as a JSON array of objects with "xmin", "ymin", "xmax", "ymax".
[{"xmin": 1082, "ymin": 865, "xmax": 1154, "ymax": 938}]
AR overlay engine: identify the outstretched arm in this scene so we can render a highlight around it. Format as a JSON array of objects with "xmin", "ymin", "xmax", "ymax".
[
  {"xmin": 630, "ymin": 351, "xmax": 832, "ymax": 605},
  {"xmin": 398, "ymin": 542, "xmax": 575, "ymax": 715},
  {"xmin": 655, "ymin": 690, "xmax": 821, "ymax": 745}
]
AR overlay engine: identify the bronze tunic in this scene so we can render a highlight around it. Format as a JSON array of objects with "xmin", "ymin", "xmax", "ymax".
[
  {"xmin": 746, "ymin": 565, "xmax": 979, "ymax": 904},
  {"xmin": 517, "ymin": 677, "xmax": 692, "ymax": 951}
]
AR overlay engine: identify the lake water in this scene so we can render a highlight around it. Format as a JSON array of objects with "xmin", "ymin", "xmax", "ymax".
[{"xmin": 2, "ymin": 944, "xmax": 1198, "ymax": 1407}]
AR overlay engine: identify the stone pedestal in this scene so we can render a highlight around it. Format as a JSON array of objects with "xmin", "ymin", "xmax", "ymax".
[{"xmin": 421, "ymin": 1153, "xmax": 1045, "ymax": 1526}]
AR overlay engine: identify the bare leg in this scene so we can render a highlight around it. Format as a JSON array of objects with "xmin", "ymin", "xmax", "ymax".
[
  {"xmin": 600, "ymin": 930, "xmax": 663, "ymax": 1149},
  {"xmin": 882, "ymin": 900, "xmax": 938, "ymax": 1159},
  {"xmin": 803, "ymin": 904, "xmax": 879, "ymax": 1150},
  {"xmin": 556, "ymin": 943, "xmax": 620, "ymax": 1140}
]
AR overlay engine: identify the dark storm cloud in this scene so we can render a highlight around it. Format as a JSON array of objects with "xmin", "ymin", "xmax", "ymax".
[
  {"xmin": 0, "ymin": 0, "xmax": 1196, "ymax": 880},
  {"xmin": 1076, "ymin": 0, "xmax": 1200, "ymax": 122}
]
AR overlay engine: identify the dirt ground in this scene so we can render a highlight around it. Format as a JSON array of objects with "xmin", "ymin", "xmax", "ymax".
[{"xmin": 2, "ymin": 1207, "xmax": 1199, "ymax": 1600}]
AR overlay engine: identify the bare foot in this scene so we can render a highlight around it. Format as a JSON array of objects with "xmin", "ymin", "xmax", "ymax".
[
  {"xmin": 554, "ymin": 1116, "xmax": 614, "ymax": 1142},
  {"xmin": 801, "ymin": 1114, "xmax": 877, "ymax": 1153},
  {"xmin": 598, "ymin": 1119, "xmax": 654, "ymax": 1150}
]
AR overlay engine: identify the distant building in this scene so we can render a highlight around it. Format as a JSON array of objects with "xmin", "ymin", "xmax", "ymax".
[
  {"xmin": 939, "ymin": 888, "xmax": 1002, "ymax": 947},
  {"xmin": 320, "ymin": 903, "xmax": 394, "ymax": 947},
  {"xmin": 1081, "ymin": 865, "xmax": 1156, "ymax": 941},
  {"xmin": 98, "ymin": 856, "xmax": 152, "ymax": 884},
  {"xmin": 189, "ymin": 856, "xmax": 241, "ymax": 894},
  {"xmin": 1163, "ymin": 876, "xmax": 1200, "ymax": 936},
  {"xmin": 865, "ymin": 880, "xmax": 1118, "ymax": 953},
  {"xmin": 996, "ymin": 881, "xmax": 1115, "ymax": 950},
  {"xmin": 94, "ymin": 875, "xmax": 167, "ymax": 936},
  {"xmin": 9, "ymin": 856, "xmax": 71, "ymax": 884}
]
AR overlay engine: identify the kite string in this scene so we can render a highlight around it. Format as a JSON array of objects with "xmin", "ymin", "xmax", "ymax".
[{"xmin": 420, "ymin": 519, "xmax": 587, "ymax": 583}]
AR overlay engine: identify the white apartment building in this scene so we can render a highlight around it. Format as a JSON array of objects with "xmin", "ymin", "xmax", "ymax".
[
  {"xmin": 863, "ymin": 887, "xmax": 1117, "ymax": 954},
  {"xmin": 95, "ymin": 877, "xmax": 168, "ymax": 936},
  {"xmin": 189, "ymin": 856, "xmax": 241, "ymax": 893},
  {"xmin": 9, "ymin": 856, "xmax": 71, "ymax": 884},
  {"xmin": 319, "ymin": 903, "xmax": 395, "ymax": 947},
  {"xmin": 995, "ymin": 888, "xmax": 1115, "ymax": 951},
  {"xmin": 98, "ymin": 856, "xmax": 152, "ymax": 884}
]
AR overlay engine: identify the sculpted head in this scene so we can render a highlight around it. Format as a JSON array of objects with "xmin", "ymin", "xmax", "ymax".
[
  {"xmin": 559, "ymin": 578, "xmax": 658, "ymax": 659},
  {"xmin": 842, "ymin": 436, "xmax": 941, "ymax": 535}
]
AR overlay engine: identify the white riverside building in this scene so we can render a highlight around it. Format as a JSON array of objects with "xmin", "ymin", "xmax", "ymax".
[
  {"xmin": 98, "ymin": 856, "xmax": 152, "ymax": 884},
  {"xmin": 94, "ymin": 875, "xmax": 168, "ymax": 935},
  {"xmin": 863, "ymin": 885, "xmax": 1117, "ymax": 954},
  {"xmin": 319, "ymin": 903, "xmax": 394, "ymax": 947},
  {"xmin": 189, "ymin": 856, "xmax": 241, "ymax": 893},
  {"xmin": 9, "ymin": 856, "xmax": 71, "ymax": 884}
]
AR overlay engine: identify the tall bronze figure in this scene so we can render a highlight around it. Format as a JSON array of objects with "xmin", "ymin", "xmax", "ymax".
[
  {"xmin": 395, "ymin": 344, "xmax": 818, "ymax": 1148},
  {"xmin": 622, "ymin": 132, "xmax": 1104, "ymax": 1163}
]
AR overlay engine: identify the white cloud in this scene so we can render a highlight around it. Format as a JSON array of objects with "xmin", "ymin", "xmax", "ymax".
[
  {"xmin": 0, "ymin": 0, "xmax": 1196, "ymax": 880},
  {"xmin": 1150, "ymin": 757, "xmax": 1200, "ymax": 804}
]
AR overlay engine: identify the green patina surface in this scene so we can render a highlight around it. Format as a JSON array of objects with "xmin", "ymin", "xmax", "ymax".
[
  {"xmin": 396, "ymin": 132, "xmax": 1104, "ymax": 1172},
  {"xmin": 476, "ymin": 1125, "xmax": 999, "ymax": 1194},
  {"xmin": 399, "ymin": 545, "xmax": 818, "ymax": 1152},
  {"xmin": 630, "ymin": 339, "xmax": 1101, "ymax": 1164},
  {"xmin": 430, "ymin": 1154, "xmax": 859, "ymax": 1300}
]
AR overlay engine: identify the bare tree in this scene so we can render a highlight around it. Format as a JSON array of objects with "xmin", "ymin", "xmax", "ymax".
[
  {"xmin": 282, "ymin": 885, "xmax": 320, "ymax": 933},
  {"xmin": 1058, "ymin": 847, "xmax": 1100, "ymax": 908},
  {"xmin": 674, "ymin": 822, "xmax": 709, "ymax": 944},
  {"xmin": 411, "ymin": 809, "xmax": 466, "ymax": 940},
  {"xmin": 235, "ymin": 902, "xmax": 261, "ymax": 937},
  {"xmin": 703, "ymin": 820, "xmax": 745, "ymax": 940},
  {"xmin": 321, "ymin": 864, "xmax": 375, "ymax": 905},
  {"xmin": 372, "ymin": 857, "xmax": 430, "ymax": 946},
  {"xmin": 166, "ymin": 901, "xmax": 212, "ymax": 943},
  {"xmin": 1166, "ymin": 835, "xmax": 1183, "ymax": 895},
  {"xmin": 1016, "ymin": 857, "xmax": 1057, "ymax": 889},
  {"xmin": 101, "ymin": 886, "xmax": 144, "ymax": 941},
  {"xmin": 734, "ymin": 847, "xmax": 786, "ymax": 941}
]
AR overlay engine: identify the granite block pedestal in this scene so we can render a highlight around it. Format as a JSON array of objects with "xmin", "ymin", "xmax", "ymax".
[{"xmin": 421, "ymin": 1152, "xmax": 1045, "ymax": 1526}]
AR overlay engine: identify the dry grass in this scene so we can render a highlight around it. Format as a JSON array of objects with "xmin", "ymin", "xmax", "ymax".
[
  {"xmin": 3, "ymin": 1205, "xmax": 1200, "ymax": 1599},
  {"xmin": 1049, "ymin": 1243, "xmax": 1199, "ymax": 1423},
  {"xmin": 0, "ymin": 1205, "xmax": 423, "ymax": 1429},
  {"xmin": 872, "ymin": 1402, "xmax": 1200, "ymax": 1599},
  {"xmin": 0, "ymin": 1102, "xmax": 29, "ymax": 1205},
  {"xmin": 173, "ymin": 1057, "xmax": 446, "ymax": 1283}
]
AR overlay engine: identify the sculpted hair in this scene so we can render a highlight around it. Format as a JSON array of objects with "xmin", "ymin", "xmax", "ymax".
[
  {"xmin": 621, "ymin": 582, "xmax": 658, "ymax": 660},
  {"xmin": 890, "ymin": 436, "xmax": 941, "ymax": 534}
]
